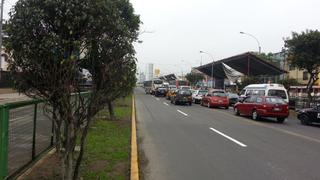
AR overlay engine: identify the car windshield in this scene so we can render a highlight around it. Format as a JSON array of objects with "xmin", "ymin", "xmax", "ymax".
[
  {"xmin": 267, "ymin": 89, "xmax": 287, "ymax": 99},
  {"xmin": 228, "ymin": 93, "xmax": 239, "ymax": 98},
  {"xmin": 179, "ymin": 90, "xmax": 192, "ymax": 95},
  {"xmin": 265, "ymin": 97, "xmax": 286, "ymax": 104},
  {"xmin": 212, "ymin": 91, "xmax": 227, "ymax": 97}
]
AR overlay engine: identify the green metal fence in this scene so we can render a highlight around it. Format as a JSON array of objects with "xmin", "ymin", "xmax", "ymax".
[{"xmin": 0, "ymin": 92, "xmax": 91, "ymax": 179}]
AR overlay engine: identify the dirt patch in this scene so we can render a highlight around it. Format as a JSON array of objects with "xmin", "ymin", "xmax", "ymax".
[
  {"xmin": 89, "ymin": 160, "xmax": 108, "ymax": 172},
  {"xmin": 22, "ymin": 153, "xmax": 61, "ymax": 180}
]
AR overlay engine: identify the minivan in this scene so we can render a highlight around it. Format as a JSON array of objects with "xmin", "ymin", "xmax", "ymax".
[{"xmin": 239, "ymin": 84, "xmax": 289, "ymax": 103}]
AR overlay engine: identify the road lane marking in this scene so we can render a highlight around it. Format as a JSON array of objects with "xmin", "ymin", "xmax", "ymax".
[
  {"xmin": 177, "ymin": 110, "xmax": 188, "ymax": 117},
  {"xmin": 163, "ymin": 102, "xmax": 169, "ymax": 106},
  {"xmin": 156, "ymin": 98, "xmax": 160, "ymax": 101},
  {"xmin": 214, "ymin": 109, "xmax": 320, "ymax": 144},
  {"xmin": 209, "ymin": 127, "xmax": 247, "ymax": 147}
]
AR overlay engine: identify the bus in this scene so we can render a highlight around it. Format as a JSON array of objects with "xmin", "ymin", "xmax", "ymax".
[{"xmin": 169, "ymin": 80, "xmax": 189, "ymax": 89}]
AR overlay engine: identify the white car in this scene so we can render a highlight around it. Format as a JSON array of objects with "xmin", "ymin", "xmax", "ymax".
[
  {"xmin": 192, "ymin": 89, "xmax": 208, "ymax": 104},
  {"xmin": 239, "ymin": 84, "xmax": 289, "ymax": 103}
]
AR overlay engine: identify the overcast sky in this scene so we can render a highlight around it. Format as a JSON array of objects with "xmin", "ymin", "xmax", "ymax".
[{"xmin": 4, "ymin": 0, "xmax": 320, "ymax": 76}]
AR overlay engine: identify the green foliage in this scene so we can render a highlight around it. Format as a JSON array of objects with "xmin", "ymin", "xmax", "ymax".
[
  {"xmin": 285, "ymin": 30, "xmax": 320, "ymax": 73},
  {"xmin": 185, "ymin": 73, "xmax": 204, "ymax": 86},
  {"xmin": 278, "ymin": 78, "xmax": 300, "ymax": 90},
  {"xmin": 5, "ymin": 0, "xmax": 140, "ymax": 179},
  {"xmin": 237, "ymin": 76, "xmax": 260, "ymax": 90},
  {"xmin": 285, "ymin": 29, "xmax": 320, "ymax": 106}
]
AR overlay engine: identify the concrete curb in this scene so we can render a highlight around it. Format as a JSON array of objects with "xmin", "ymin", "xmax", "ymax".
[{"xmin": 130, "ymin": 96, "xmax": 139, "ymax": 180}]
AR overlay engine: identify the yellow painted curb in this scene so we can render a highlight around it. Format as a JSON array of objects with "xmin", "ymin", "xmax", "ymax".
[{"xmin": 130, "ymin": 96, "xmax": 139, "ymax": 180}]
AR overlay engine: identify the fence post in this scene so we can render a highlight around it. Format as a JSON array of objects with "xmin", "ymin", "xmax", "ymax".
[
  {"xmin": 0, "ymin": 105, "xmax": 9, "ymax": 179},
  {"xmin": 32, "ymin": 103, "xmax": 38, "ymax": 160}
]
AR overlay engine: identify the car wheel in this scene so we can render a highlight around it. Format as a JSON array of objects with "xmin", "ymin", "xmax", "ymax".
[
  {"xmin": 189, "ymin": 102, "xmax": 192, "ymax": 106},
  {"xmin": 300, "ymin": 114, "xmax": 310, "ymax": 125},
  {"xmin": 252, "ymin": 110, "xmax": 260, "ymax": 120},
  {"xmin": 174, "ymin": 100, "xmax": 178, "ymax": 105},
  {"xmin": 234, "ymin": 107, "xmax": 240, "ymax": 116},
  {"xmin": 277, "ymin": 117, "xmax": 285, "ymax": 123},
  {"xmin": 225, "ymin": 106, "xmax": 229, "ymax": 109}
]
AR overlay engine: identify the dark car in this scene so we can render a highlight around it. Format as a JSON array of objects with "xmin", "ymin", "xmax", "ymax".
[
  {"xmin": 227, "ymin": 92, "xmax": 239, "ymax": 106},
  {"xmin": 155, "ymin": 87, "xmax": 167, "ymax": 97},
  {"xmin": 171, "ymin": 89, "xmax": 192, "ymax": 105},
  {"xmin": 297, "ymin": 105, "xmax": 320, "ymax": 125},
  {"xmin": 234, "ymin": 96, "xmax": 289, "ymax": 123}
]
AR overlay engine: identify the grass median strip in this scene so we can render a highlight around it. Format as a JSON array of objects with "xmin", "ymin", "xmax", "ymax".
[{"xmin": 20, "ymin": 96, "xmax": 133, "ymax": 179}]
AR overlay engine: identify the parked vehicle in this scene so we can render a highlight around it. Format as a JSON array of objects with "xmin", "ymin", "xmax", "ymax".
[
  {"xmin": 234, "ymin": 96, "xmax": 289, "ymax": 123},
  {"xmin": 227, "ymin": 92, "xmax": 239, "ymax": 106},
  {"xmin": 239, "ymin": 84, "xmax": 289, "ymax": 103},
  {"xmin": 179, "ymin": 86, "xmax": 192, "ymax": 90},
  {"xmin": 143, "ymin": 80, "xmax": 152, "ymax": 94},
  {"xmin": 297, "ymin": 105, "xmax": 320, "ymax": 125},
  {"xmin": 155, "ymin": 87, "xmax": 167, "ymax": 97},
  {"xmin": 201, "ymin": 90, "xmax": 229, "ymax": 109},
  {"xmin": 151, "ymin": 79, "xmax": 164, "ymax": 95},
  {"xmin": 171, "ymin": 89, "xmax": 192, "ymax": 105},
  {"xmin": 169, "ymin": 80, "xmax": 189, "ymax": 89},
  {"xmin": 166, "ymin": 86, "xmax": 177, "ymax": 100},
  {"xmin": 192, "ymin": 90, "xmax": 208, "ymax": 104}
]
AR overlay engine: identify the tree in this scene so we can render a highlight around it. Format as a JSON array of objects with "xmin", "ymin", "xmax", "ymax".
[
  {"xmin": 285, "ymin": 30, "xmax": 320, "ymax": 107},
  {"xmin": 6, "ymin": 0, "xmax": 140, "ymax": 179},
  {"xmin": 237, "ymin": 76, "xmax": 260, "ymax": 90},
  {"xmin": 185, "ymin": 73, "xmax": 204, "ymax": 87},
  {"xmin": 278, "ymin": 78, "xmax": 300, "ymax": 90}
]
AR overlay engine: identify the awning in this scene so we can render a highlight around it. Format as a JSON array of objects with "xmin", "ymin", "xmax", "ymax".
[{"xmin": 196, "ymin": 52, "xmax": 287, "ymax": 79}]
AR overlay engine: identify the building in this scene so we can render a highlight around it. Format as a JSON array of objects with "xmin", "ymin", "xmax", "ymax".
[{"xmin": 146, "ymin": 63, "xmax": 154, "ymax": 81}]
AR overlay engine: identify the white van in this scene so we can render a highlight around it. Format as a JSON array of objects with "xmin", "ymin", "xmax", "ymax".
[{"xmin": 239, "ymin": 84, "xmax": 289, "ymax": 103}]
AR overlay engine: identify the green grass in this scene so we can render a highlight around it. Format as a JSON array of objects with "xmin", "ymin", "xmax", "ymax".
[{"xmin": 81, "ymin": 95, "xmax": 132, "ymax": 180}]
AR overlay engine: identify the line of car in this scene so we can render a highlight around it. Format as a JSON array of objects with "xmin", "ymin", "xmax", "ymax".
[{"xmin": 148, "ymin": 84, "xmax": 320, "ymax": 126}]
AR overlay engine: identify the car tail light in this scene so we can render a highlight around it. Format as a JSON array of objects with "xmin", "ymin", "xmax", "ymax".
[{"xmin": 263, "ymin": 104, "xmax": 267, "ymax": 108}]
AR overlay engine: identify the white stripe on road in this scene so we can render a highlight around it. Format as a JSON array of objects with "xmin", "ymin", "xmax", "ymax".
[
  {"xmin": 209, "ymin": 127, "xmax": 247, "ymax": 147},
  {"xmin": 156, "ymin": 98, "xmax": 160, "ymax": 101},
  {"xmin": 177, "ymin": 110, "xmax": 188, "ymax": 117},
  {"xmin": 163, "ymin": 102, "xmax": 169, "ymax": 106}
]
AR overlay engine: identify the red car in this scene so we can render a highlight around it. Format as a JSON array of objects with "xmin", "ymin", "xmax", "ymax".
[
  {"xmin": 201, "ymin": 90, "xmax": 229, "ymax": 109},
  {"xmin": 234, "ymin": 96, "xmax": 289, "ymax": 123}
]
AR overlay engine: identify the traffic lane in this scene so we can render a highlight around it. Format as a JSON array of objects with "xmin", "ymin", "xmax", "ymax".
[
  {"xmin": 136, "ymin": 91, "xmax": 270, "ymax": 180},
  {"xmin": 212, "ymin": 104, "xmax": 320, "ymax": 141},
  {"xmin": 167, "ymin": 100, "xmax": 320, "ymax": 180},
  {"xmin": 135, "ymin": 89, "xmax": 216, "ymax": 180}
]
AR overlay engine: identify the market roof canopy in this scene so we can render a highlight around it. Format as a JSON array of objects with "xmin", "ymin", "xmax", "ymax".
[{"xmin": 196, "ymin": 52, "xmax": 287, "ymax": 79}]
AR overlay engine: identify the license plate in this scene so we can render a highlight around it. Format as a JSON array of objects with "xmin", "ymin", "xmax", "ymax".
[{"xmin": 274, "ymin": 108, "xmax": 281, "ymax": 111}]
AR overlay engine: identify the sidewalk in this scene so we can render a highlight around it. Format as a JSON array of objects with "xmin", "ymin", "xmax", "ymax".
[{"xmin": 0, "ymin": 93, "xmax": 30, "ymax": 104}]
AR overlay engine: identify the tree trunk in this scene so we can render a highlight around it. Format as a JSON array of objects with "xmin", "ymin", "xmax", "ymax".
[
  {"xmin": 306, "ymin": 72, "xmax": 319, "ymax": 108},
  {"xmin": 108, "ymin": 101, "xmax": 115, "ymax": 120}
]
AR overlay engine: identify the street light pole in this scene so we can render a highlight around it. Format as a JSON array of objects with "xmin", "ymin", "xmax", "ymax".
[
  {"xmin": 200, "ymin": 51, "xmax": 214, "ymax": 88},
  {"xmin": 240, "ymin": 31, "xmax": 261, "ymax": 54},
  {"xmin": 0, "ymin": 0, "xmax": 4, "ymax": 70}
]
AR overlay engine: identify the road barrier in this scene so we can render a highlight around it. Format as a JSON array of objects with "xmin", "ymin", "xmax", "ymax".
[{"xmin": 0, "ymin": 92, "xmax": 91, "ymax": 179}]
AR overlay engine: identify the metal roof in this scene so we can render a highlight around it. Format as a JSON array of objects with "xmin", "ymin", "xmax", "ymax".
[{"xmin": 196, "ymin": 52, "xmax": 287, "ymax": 78}]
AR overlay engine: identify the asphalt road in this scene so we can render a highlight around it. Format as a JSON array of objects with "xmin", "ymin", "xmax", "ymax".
[{"xmin": 135, "ymin": 87, "xmax": 320, "ymax": 180}]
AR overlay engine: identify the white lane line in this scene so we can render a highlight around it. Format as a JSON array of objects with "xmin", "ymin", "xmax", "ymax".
[
  {"xmin": 163, "ymin": 102, "xmax": 169, "ymax": 106},
  {"xmin": 209, "ymin": 127, "xmax": 247, "ymax": 147},
  {"xmin": 156, "ymin": 98, "xmax": 160, "ymax": 101},
  {"xmin": 177, "ymin": 110, "xmax": 188, "ymax": 117}
]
